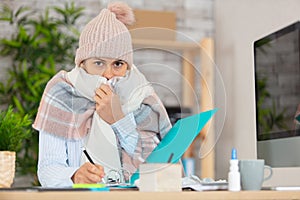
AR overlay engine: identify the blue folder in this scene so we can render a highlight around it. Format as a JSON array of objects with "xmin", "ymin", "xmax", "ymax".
[{"xmin": 130, "ymin": 109, "xmax": 218, "ymax": 184}]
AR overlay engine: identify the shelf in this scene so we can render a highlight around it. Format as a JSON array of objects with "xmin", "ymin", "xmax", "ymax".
[{"xmin": 132, "ymin": 39, "xmax": 200, "ymax": 52}]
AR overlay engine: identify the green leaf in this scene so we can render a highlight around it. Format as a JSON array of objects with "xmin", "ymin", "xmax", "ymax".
[
  {"xmin": 0, "ymin": 39, "xmax": 22, "ymax": 48},
  {"xmin": 12, "ymin": 96, "xmax": 25, "ymax": 115}
]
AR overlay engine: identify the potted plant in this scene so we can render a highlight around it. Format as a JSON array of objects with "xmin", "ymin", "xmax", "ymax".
[{"xmin": 0, "ymin": 106, "xmax": 31, "ymax": 187}]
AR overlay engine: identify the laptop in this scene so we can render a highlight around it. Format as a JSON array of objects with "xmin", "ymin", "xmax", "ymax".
[{"xmin": 130, "ymin": 109, "xmax": 218, "ymax": 184}]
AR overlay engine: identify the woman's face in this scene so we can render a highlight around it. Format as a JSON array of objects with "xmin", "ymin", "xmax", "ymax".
[{"xmin": 80, "ymin": 57, "xmax": 128, "ymax": 79}]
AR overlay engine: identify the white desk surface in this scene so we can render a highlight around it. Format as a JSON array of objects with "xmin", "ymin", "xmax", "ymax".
[{"xmin": 1, "ymin": 190, "xmax": 300, "ymax": 200}]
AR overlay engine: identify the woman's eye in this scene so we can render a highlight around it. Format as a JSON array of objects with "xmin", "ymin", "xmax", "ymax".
[
  {"xmin": 94, "ymin": 61, "xmax": 104, "ymax": 66},
  {"xmin": 114, "ymin": 61, "xmax": 124, "ymax": 68}
]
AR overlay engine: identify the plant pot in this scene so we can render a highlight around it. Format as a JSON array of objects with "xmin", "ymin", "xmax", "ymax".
[{"xmin": 0, "ymin": 151, "xmax": 16, "ymax": 188}]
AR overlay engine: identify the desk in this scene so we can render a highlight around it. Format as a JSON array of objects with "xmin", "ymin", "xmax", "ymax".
[{"xmin": 1, "ymin": 191, "xmax": 300, "ymax": 200}]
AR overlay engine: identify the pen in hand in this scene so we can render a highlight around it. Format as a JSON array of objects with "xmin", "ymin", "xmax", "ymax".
[
  {"xmin": 82, "ymin": 147, "xmax": 106, "ymax": 183},
  {"xmin": 82, "ymin": 147, "xmax": 95, "ymax": 164}
]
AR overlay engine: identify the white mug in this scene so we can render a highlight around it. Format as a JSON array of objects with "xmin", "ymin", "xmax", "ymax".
[{"xmin": 239, "ymin": 159, "xmax": 273, "ymax": 190}]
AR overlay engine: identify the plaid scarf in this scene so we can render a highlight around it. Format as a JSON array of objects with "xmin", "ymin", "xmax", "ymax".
[
  {"xmin": 33, "ymin": 65, "xmax": 153, "ymax": 139},
  {"xmin": 33, "ymin": 70, "xmax": 95, "ymax": 139}
]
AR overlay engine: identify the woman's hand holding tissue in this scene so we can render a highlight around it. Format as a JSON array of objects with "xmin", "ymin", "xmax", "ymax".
[{"xmin": 94, "ymin": 84, "xmax": 125, "ymax": 124}]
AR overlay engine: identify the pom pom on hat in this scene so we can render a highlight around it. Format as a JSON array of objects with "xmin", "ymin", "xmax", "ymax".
[
  {"xmin": 108, "ymin": 2, "xmax": 135, "ymax": 26},
  {"xmin": 74, "ymin": 2, "xmax": 135, "ymax": 67}
]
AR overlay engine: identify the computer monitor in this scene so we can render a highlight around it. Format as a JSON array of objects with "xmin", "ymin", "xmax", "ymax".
[{"xmin": 254, "ymin": 21, "xmax": 300, "ymax": 169}]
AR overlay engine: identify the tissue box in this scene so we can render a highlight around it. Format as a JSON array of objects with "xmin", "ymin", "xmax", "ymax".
[{"xmin": 139, "ymin": 163, "xmax": 182, "ymax": 192}]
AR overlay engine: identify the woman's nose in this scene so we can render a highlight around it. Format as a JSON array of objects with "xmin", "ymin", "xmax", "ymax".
[{"xmin": 102, "ymin": 67, "xmax": 114, "ymax": 79}]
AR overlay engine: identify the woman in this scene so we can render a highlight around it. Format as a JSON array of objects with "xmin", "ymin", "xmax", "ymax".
[{"xmin": 33, "ymin": 2, "xmax": 172, "ymax": 187}]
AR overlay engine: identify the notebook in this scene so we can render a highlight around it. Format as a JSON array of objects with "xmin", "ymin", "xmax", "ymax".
[{"xmin": 130, "ymin": 109, "xmax": 218, "ymax": 184}]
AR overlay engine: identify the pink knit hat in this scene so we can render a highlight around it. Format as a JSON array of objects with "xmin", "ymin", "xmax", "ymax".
[{"xmin": 75, "ymin": 2, "xmax": 135, "ymax": 67}]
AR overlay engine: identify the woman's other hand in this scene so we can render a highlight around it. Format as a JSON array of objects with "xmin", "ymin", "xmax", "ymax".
[{"xmin": 94, "ymin": 84, "xmax": 125, "ymax": 124}]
